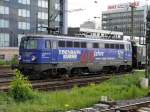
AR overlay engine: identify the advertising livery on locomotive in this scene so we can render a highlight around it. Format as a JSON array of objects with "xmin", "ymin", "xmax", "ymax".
[{"xmin": 18, "ymin": 35, "xmax": 144, "ymax": 79}]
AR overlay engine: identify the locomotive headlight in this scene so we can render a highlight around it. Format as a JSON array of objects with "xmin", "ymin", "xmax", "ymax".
[
  {"xmin": 31, "ymin": 55, "xmax": 36, "ymax": 61},
  {"xmin": 18, "ymin": 55, "xmax": 22, "ymax": 61}
]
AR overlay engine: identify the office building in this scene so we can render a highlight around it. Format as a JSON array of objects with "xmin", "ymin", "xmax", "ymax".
[
  {"xmin": 0, "ymin": 0, "xmax": 68, "ymax": 47},
  {"xmin": 102, "ymin": 1, "xmax": 147, "ymax": 37}
]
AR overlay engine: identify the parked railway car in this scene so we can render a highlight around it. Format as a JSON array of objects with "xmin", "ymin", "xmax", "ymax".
[
  {"xmin": 18, "ymin": 35, "xmax": 133, "ymax": 78},
  {"xmin": 131, "ymin": 41, "xmax": 146, "ymax": 69},
  {"xmin": 137, "ymin": 44, "xmax": 146, "ymax": 68}
]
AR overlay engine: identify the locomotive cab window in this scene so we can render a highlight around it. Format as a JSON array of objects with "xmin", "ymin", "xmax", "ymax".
[
  {"xmin": 45, "ymin": 40, "xmax": 51, "ymax": 49},
  {"xmin": 74, "ymin": 42, "xmax": 80, "ymax": 48},
  {"xmin": 66, "ymin": 41, "xmax": 73, "ymax": 47},
  {"xmin": 58, "ymin": 41, "xmax": 65, "ymax": 47},
  {"xmin": 93, "ymin": 43, "xmax": 99, "ymax": 48},
  {"xmin": 81, "ymin": 42, "xmax": 87, "ymax": 48},
  {"xmin": 22, "ymin": 39, "xmax": 37, "ymax": 49}
]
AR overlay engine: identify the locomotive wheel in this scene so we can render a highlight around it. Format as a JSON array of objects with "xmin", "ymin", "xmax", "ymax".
[
  {"xmin": 102, "ymin": 66, "xmax": 111, "ymax": 74},
  {"xmin": 118, "ymin": 65, "xmax": 126, "ymax": 73},
  {"xmin": 71, "ymin": 68, "xmax": 81, "ymax": 75},
  {"xmin": 126, "ymin": 66, "xmax": 132, "ymax": 72},
  {"xmin": 19, "ymin": 70, "xmax": 40, "ymax": 80}
]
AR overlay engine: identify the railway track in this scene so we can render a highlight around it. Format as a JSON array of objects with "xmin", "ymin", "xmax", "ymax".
[
  {"xmin": 0, "ymin": 66, "xmax": 14, "ymax": 84},
  {"xmin": 0, "ymin": 66, "xmax": 137, "ymax": 92},
  {"xmin": 0, "ymin": 75, "xmax": 110, "ymax": 92},
  {"xmin": 0, "ymin": 68, "xmax": 149, "ymax": 112},
  {"xmin": 0, "ymin": 66, "xmax": 13, "ymax": 77},
  {"xmin": 70, "ymin": 97, "xmax": 150, "ymax": 112}
]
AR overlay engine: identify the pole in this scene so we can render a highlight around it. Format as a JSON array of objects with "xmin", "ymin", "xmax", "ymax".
[
  {"xmin": 48, "ymin": 0, "xmax": 50, "ymax": 34},
  {"xmin": 131, "ymin": 5, "xmax": 134, "ymax": 40},
  {"xmin": 35, "ymin": 12, "xmax": 38, "ymax": 33},
  {"xmin": 145, "ymin": 1, "xmax": 149, "ymax": 79},
  {"xmin": 145, "ymin": 43, "xmax": 148, "ymax": 78}
]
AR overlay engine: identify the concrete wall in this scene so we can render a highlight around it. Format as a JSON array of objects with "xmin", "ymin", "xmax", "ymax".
[{"xmin": 0, "ymin": 47, "xmax": 19, "ymax": 61}]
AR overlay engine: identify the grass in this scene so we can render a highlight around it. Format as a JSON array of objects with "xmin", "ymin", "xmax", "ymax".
[
  {"xmin": 0, "ymin": 56, "xmax": 18, "ymax": 66},
  {"xmin": 0, "ymin": 70, "xmax": 149, "ymax": 112},
  {"xmin": 0, "ymin": 60, "xmax": 11, "ymax": 66}
]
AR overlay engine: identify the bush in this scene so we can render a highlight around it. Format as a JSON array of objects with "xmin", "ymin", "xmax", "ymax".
[{"xmin": 10, "ymin": 70, "xmax": 34, "ymax": 101}]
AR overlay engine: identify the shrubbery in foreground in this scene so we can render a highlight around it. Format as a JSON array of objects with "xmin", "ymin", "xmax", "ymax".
[
  {"xmin": 10, "ymin": 70, "xmax": 35, "ymax": 101},
  {"xmin": 0, "ymin": 70, "xmax": 148, "ymax": 112}
]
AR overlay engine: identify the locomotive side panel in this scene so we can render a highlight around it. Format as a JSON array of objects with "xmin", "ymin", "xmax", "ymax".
[{"xmin": 18, "ymin": 35, "xmax": 132, "ymax": 78}]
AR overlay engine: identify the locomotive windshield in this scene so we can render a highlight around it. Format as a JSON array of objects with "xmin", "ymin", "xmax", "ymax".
[{"xmin": 20, "ymin": 38, "xmax": 37, "ymax": 49}]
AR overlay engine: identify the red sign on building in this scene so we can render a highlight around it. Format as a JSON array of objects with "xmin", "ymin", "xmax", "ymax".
[{"xmin": 108, "ymin": 1, "xmax": 140, "ymax": 10}]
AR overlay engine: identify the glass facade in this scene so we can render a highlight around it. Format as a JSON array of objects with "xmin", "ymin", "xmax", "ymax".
[
  {"xmin": 18, "ymin": 0, "xmax": 30, "ymax": 5},
  {"xmin": 18, "ymin": 9, "xmax": 30, "ymax": 17},
  {"xmin": 0, "ymin": 33, "xmax": 9, "ymax": 47},
  {"xmin": 0, "ymin": 19, "xmax": 9, "ymax": 28},
  {"xmin": 0, "ymin": 6, "xmax": 9, "ymax": 14},
  {"xmin": 102, "ymin": 7, "xmax": 146, "ymax": 37},
  {"xmin": 38, "ymin": 12, "xmax": 48, "ymax": 20},
  {"xmin": 0, "ymin": 0, "xmax": 67, "ymax": 47},
  {"xmin": 38, "ymin": 24, "xmax": 48, "ymax": 31},
  {"xmin": 55, "ymin": 3, "xmax": 60, "ymax": 10},
  {"xmin": 38, "ymin": 0, "xmax": 48, "ymax": 8},
  {"xmin": 18, "ymin": 22, "xmax": 30, "ymax": 30}
]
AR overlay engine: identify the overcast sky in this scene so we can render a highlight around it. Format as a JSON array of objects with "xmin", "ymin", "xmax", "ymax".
[{"xmin": 68, "ymin": 0, "xmax": 149, "ymax": 27}]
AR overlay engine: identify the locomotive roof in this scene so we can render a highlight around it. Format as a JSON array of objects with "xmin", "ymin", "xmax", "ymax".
[{"xmin": 23, "ymin": 34, "xmax": 130, "ymax": 43}]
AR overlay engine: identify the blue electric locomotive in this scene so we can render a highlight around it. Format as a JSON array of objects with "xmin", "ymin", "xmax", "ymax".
[{"xmin": 18, "ymin": 35, "xmax": 132, "ymax": 78}]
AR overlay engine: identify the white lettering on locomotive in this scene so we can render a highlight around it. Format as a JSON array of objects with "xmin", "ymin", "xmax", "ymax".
[
  {"xmin": 59, "ymin": 50, "xmax": 81, "ymax": 59},
  {"xmin": 59, "ymin": 50, "xmax": 81, "ymax": 55},
  {"xmin": 94, "ymin": 51, "xmax": 104, "ymax": 57}
]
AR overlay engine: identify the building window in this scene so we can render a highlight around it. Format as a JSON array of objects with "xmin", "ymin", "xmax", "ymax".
[
  {"xmin": 18, "ymin": 34, "xmax": 25, "ymax": 46},
  {"xmin": 18, "ymin": 22, "xmax": 30, "ymax": 30},
  {"xmin": 0, "ymin": 6, "xmax": 9, "ymax": 14},
  {"xmin": 55, "ymin": 3, "xmax": 60, "ymax": 10},
  {"xmin": 38, "ymin": 24, "xmax": 47, "ymax": 31},
  {"xmin": 0, "ymin": 33, "xmax": 9, "ymax": 47},
  {"xmin": 0, "ymin": 19, "xmax": 9, "ymax": 28},
  {"xmin": 38, "ymin": 0, "xmax": 48, "ymax": 8},
  {"xmin": 18, "ymin": 0, "xmax": 30, "ymax": 5},
  {"xmin": 38, "ymin": 12, "xmax": 48, "ymax": 19},
  {"xmin": 18, "ymin": 9, "xmax": 30, "ymax": 17},
  {"xmin": 55, "ymin": 15, "xmax": 60, "ymax": 22}
]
